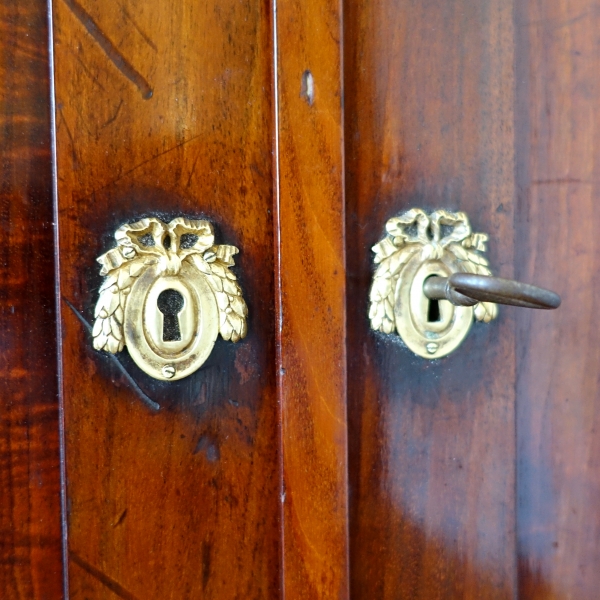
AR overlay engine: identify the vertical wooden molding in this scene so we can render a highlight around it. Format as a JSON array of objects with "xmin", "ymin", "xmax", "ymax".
[
  {"xmin": 0, "ymin": 0, "xmax": 64, "ymax": 597},
  {"xmin": 273, "ymin": 0, "xmax": 349, "ymax": 597}
]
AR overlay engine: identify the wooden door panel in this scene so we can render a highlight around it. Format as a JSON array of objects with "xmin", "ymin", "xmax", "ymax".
[
  {"xmin": 344, "ymin": 0, "xmax": 600, "ymax": 598},
  {"xmin": 344, "ymin": 0, "xmax": 518, "ymax": 597},
  {"xmin": 3, "ymin": 0, "xmax": 600, "ymax": 597},
  {"xmin": 52, "ymin": 0, "xmax": 280, "ymax": 597},
  {"xmin": 0, "ymin": 0, "xmax": 64, "ymax": 598}
]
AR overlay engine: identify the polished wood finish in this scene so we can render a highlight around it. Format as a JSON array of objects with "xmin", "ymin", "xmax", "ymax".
[
  {"xmin": 275, "ymin": 0, "xmax": 349, "ymax": 596},
  {"xmin": 3, "ymin": 0, "xmax": 600, "ymax": 597},
  {"xmin": 0, "ymin": 1, "xmax": 64, "ymax": 598},
  {"xmin": 515, "ymin": 2, "xmax": 600, "ymax": 597},
  {"xmin": 52, "ymin": 0, "xmax": 279, "ymax": 597},
  {"xmin": 345, "ymin": 0, "xmax": 600, "ymax": 597},
  {"xmin": 344, "ymin": 0, "xmax": 518, "ymax": 597}
]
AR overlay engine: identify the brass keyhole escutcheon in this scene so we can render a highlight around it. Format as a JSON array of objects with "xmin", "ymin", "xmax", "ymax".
[
  {"xmin": 369, "ymin": 208, "xmax": 560, "ymax": 359},
  {"xmin": 92, "ymin": 216, "xmax": 249, "ymax": 381},
  {"xmin": 157, "ymin": 289, "xmax": 184, "ymax": 342}
]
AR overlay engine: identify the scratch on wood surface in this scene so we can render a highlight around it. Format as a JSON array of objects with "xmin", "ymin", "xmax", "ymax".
[
  {"xmin": 63, "ymin": 298, "xmax": 160, "ymax": 411},
  {"xmin": 67, "ymin": 46, "xmax": 107, "ymax": 91},
  {"xmin": 76, "ymin": 131, "xmax": 205, "ymax": 203},
  {"xmin": 61, "ymin": 0, "xmax": 153, "ymax": 99},
  {"xmin": 101, "ymin": 99, "xmax": 124, "ymax": 129},
  {"xmin": 70, "ymin": 551, "xmax": 139, "ymax": 600},
  {"xmin": 112, "ymin": 508, "xmax": 128, "ymax": 528},
  {"xmin": 57, "ymin": 109, "xmax": 79, "ymax": 171},
  {"xmin": 120, "ymin": 5, "xmax": 158, "ymax": 52}
]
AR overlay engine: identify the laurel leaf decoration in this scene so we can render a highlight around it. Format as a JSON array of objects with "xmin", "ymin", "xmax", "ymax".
[
  {"xmin": 92, "ymin": 258, "xmax": 148, "ymax": 353},
  {"xmin": 188, "ymin": 250, "xmax": 248, "ymax": 343},
  {"xmin": 474, "ymin": 301, "xmax": 498, "ymax": 323},
  {"xmin": 369, "ymin": 246, "xmax": 417, "ymax": 334},
  {"xmin": 451, "ymin": 241, "xmax": 498, "ymax": 322}
]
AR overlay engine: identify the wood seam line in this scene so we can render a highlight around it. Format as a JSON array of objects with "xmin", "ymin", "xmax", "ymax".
[
  {"xmin": 269, "ymin": 0, "xmax": 286, "ymax": 595},
  {"xmin": 47, "ymin": 0, "xmax": 70, "ymax": 594}
]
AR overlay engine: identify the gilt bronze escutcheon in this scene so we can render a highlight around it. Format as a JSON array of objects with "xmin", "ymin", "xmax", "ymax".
[{"xmin": 93, "ymin": 217, "xmax": 248, "ymax": 381}]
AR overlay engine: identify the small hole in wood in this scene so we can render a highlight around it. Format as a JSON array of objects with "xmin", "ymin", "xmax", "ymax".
[{"xmin": 300, "ymin": 70, "xmax": 314, "ymax": 106}]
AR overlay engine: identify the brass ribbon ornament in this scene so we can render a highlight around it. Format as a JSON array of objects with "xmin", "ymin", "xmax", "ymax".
[
  {"xmin": 93, "ymin": 217, "xmax": 247, "ymax": 380},
  {"xmin": 369, "ymin": 209, "xmax": 497, "ymax": 358}
]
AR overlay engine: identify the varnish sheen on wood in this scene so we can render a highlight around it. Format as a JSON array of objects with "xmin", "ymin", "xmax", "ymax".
[
  {"xmin": 2, "ymin": 0, "xmax": 600, "ymax": 598},
  {"xmin": 344, "ymin": 0, "xmax": 600, "ymax": 598}
]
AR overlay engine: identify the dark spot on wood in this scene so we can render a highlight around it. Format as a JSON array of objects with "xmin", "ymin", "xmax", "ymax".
[{"xmin": 194, "ymin": 435, "xmax": 220, "ymax": 462}]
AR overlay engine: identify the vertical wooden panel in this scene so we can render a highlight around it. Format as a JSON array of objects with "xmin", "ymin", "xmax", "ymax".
[
  {"xmin": 344, "ymin": 0, "xmax": 517, "ymax": 597},
  {"xmin": 274, "ymin": 0, "xmax": 349, "ymax": 596},
  {"xmin": 52, "ymin": 0, "xmax": 280, "ymax": 597},
  {"xmin": 515, "ymin": 1, "xmax": 600, "ymax": 597},
  {"xmin": 0, "ymin": 0, "xmax": 64, "ymax": 598}
]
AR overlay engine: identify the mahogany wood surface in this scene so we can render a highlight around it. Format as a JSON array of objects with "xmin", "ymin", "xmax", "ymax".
[
  {"xmin": 0, "ymin": 0, "xmax": 64, "ymax": 598},
  {"xmin": 274, "ymin": 0, "xmax": 350, "ymax": 597},
  {"xmin": 515, "ymin": 1, "xmax": 600, "ymax": 598},
  {"xmin": 2, "ymin": 0, "xmax": 600, "ymax": 597},
  {"xmin": 52, "ymin": 0, "xmax": 280, "ymax": 597},
  {"xmin": 345, "ymin": 0, "xmax": 600, "ymax": 598},
  {"xmin": 344, "ymin": 0, "xmax": 518, "ymax": 597}
]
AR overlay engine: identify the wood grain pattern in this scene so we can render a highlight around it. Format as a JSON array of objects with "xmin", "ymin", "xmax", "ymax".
[
  {"xmin": 344, "ymin": 0, "xmax": 518, "ymax": 597},
  {"xmin": 274, "ymin": 0, "xmax": 349, "ymax": 596},
  {"xmin": 0, "ymin": 0, "xmax": 64, "ymax": 598},
  {"xmin": 515, "ymin": 1, "xmax": 600, "ymax": 597},
  {"xmin": 3, "ymin": 0, "xmax": 596, "ymax": 597},
  {"xmin": 52, "ymin": 0, "xmax": 280, "ymax": 596}
]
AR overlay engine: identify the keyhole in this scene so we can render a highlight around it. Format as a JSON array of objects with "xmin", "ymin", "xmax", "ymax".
[
  {"xmin": 157, "ymin": 289, "xmax": 184, "ymax": 341},
  {"xmin": 427, "ymin": 299, "xmax": 441, "ymax": 323},
  {"xmin": 424, "ymin": 275, "xmax": 442, "ymax": 323}
]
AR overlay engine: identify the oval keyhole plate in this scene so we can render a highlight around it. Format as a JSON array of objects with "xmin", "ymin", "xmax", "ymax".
[
  {"xmin": 395, "ymin": 259, "xmax": 473, "ymax": 358},
  {"xmin": 93, "ymin": 216, "xmax": 247, "ymax": 382},
  {"xmin": 123, "ymin": 263, "xmax": 219, "ymax": 381}
]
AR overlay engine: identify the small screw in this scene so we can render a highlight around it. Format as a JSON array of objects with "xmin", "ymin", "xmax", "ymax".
[
  {"xmin": 162, "ymin": 365, "xmax": 176, "ymax": 379},
  {"xmin": 122, "ymin": 246, "xmax": 136, "ymax": 259},
  {"xmin": 426, "ymin": 342, "xmax": 439, "ymax": 354},
  {"xmin": 203, "ymin": 250, "xmax": 217, "ymax": 263}
]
